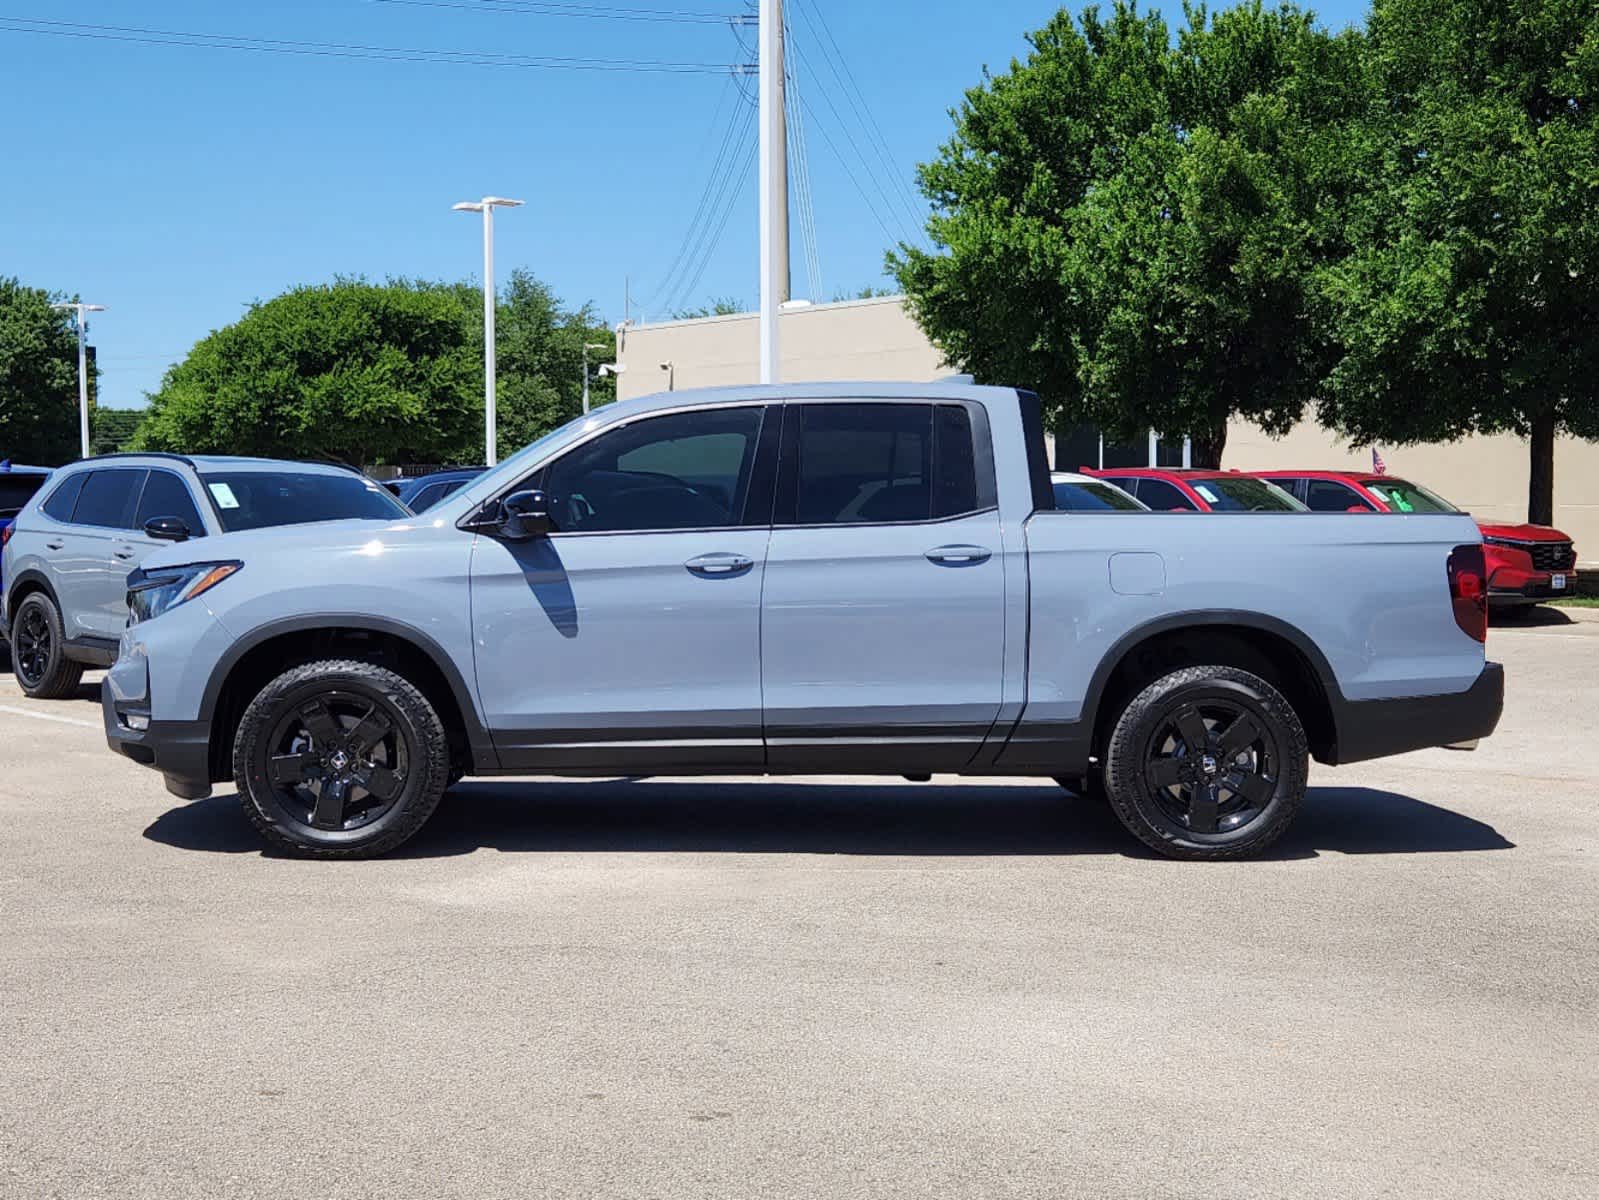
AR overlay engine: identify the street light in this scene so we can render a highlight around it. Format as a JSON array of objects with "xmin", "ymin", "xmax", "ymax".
[
  {"xmin": 453, "ymin": 196, "xmax": 524, "ymax": 466},
  {"xmin": 660, "ymin": 361, "xmax": 675, "ymax": 392},
  {"xmin": 581, "ymin": 342, "xmax": 608, "ymax": 415},
  {"xmin": 52, "ymin": 301, "xmax": 106, "ymax": 460}
]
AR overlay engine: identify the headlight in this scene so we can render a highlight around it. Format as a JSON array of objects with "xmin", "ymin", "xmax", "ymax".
[
  {"xmin": 1482, "ymin": 536, "xmax": 1526, "ymax": 551},
  {"xmin": 127, "ymin": 561, "xmax": 242, "ymax": 624}
]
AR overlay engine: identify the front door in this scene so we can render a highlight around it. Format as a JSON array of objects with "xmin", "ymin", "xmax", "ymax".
[
  {"xmin": 761, "ymin": 401, "xmax": 1008, "ymax": 771},
  {"xmin": 470, "ymin": 403, "xmax": 778, "ymax": 772}
]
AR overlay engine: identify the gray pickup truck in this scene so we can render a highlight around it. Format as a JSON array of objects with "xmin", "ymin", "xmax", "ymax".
[{"xmin": 93, "ymin": 382, "xmax": 1502, "ymax": 860}]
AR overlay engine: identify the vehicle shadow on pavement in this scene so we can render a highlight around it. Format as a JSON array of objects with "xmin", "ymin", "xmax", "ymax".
[
  {"xmin": 142, "ymin": 781, "xmax": 1514, "ymax": 860},
  {"xmin": 0, "ymin": 644, "xmax": 99, "ymax": 701},
  {"xmin": 1492, "ymin": 605, "xmax": 1576, "ymax": 628}
]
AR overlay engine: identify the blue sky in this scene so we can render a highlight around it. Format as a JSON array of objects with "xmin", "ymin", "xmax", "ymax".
[{"xmin": 2, "ymin": 0, "xmax": 1369, "ymax": 409}]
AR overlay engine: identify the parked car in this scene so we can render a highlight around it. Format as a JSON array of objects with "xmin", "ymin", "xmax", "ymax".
[
  {"xmin": 101, "ymin": 383, "xmax": 1502, "ymax": 862},
  {"xmin": 383, "ymin": 468, "xmax": 486, "ymax": 514},
  {"xmin": 2, "ymin": 454, "xmax": 408, "ymax": 698},
  {"xmin": 0, "ymin": 461, "xmax": 53, "ymax": 600},
  {"xmin": 1083, "ymin": 468, "xmax": 1307, "ymax": 513},
  {"xmin": 1256, "ymin": 471, "xmax": 1578, "ymax": 608},
  {"xmin": 1050, "ymin": 471, "xmax": 1148, "ymax": 512}
]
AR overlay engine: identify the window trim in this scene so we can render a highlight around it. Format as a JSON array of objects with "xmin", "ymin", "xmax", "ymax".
[{"xmin": 476, "ymin": 401, "xmax": 779, "ymax": 539}]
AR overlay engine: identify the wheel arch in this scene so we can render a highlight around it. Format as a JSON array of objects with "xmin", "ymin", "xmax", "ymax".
[
  {"xmin": 5, "ymin": 568, "xmax": 62, "ymax": 629},
  {"xmin": 1083, "ymin": 611, "xmax": 1343, "ymax": 766},
  {"xmin": 201, "ymin": 615, "xmax": 494, "ymax": 783}
]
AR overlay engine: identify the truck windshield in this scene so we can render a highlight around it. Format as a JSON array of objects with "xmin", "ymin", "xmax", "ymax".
[
  {"xmin": 201, "ymin": 471, "xmax": 409, "ymax": 532},
  {"xmin": 1052, "ymin": 480, "xmax": 1146, "ymax": 511},
  {"xmin": 1189, "ymin": 477, "xmax": 1306, "ymax": 512},
  {"xmin": 1362, "ymin": 479, "xmax": 1458, "ymax": 514}
]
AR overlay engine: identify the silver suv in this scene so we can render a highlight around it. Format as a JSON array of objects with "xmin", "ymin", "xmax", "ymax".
[{"xmin": 1, "ymin": 454, "xmax": 406, "ymax": 698}]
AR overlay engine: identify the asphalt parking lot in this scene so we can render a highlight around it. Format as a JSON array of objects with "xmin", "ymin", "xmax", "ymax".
[{"xmin": 2, "ymin": 615, "xmax": 1595, "ymax": 1200}]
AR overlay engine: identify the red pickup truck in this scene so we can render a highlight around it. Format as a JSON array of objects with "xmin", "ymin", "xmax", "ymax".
[{"xmin": 1256, "ymin": 470, "xmax": 1577, "ymax": 608}]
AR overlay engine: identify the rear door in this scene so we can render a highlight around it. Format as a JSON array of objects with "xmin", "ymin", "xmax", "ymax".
[
  {"xmin": 52, "ymin": 468, "xmax": 146, "ymax": 640},
  {"xmin": 760, "ymin": 400, "xmax": 1007, "ymax": 771}
]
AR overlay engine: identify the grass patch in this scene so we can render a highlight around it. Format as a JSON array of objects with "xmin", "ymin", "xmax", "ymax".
[{"xmin": 1550, "ymin": 596, "xmax": 1599, "ymax": 608}]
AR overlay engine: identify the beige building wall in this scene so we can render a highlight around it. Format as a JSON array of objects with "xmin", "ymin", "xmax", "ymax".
[{"xmin": 618, "ymin": 296, "xmax": 1597, "ymax": 562}]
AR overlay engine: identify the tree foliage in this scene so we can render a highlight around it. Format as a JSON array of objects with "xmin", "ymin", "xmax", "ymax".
[
  {"xmin": 0, "ymin": 277, "xmax": 90, "ymax": 464},
  {"xmin": 672, "ymin": 296, "xmax": 744, "ymax": 319},
  {"xmin": 892, "ymin": 1, "xmax": 1365, "ymax": 465},
  {"xmin": 136, "ymin": 273, "xmax": 611, "ymax": 468},
  {"xmin": 1311, "ymin": 0, "xmax": 1599, "ymax": 523},
  {"xmin": 90, "ymin": 408, "xmax": 145, "ymax": 456}
]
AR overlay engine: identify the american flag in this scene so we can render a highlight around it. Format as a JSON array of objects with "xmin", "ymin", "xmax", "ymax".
[{"xmin": 1371, "ymin": 448, "xmax": 1388, "ymax": 476}]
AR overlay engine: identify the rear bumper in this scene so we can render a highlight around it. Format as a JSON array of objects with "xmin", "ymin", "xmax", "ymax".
[
  {"xmin": 102, "ymin": 681, "xmax": 213, "ymax": 800},
  {"xmin": 1329, "ymin": 662, "xmax": 1504, "ymax": 765}
]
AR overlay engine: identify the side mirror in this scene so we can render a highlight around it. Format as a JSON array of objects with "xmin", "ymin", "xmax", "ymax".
[
  {"xmin": 145, "ymin": 516, "xmax": 192, "ymax": 542},
  {"xmin": 499, "ymin": 489, "xmax": 553, "ymax": 540}
]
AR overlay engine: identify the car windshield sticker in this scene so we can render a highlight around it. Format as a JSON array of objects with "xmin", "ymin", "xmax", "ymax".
[
  {"xmin": 208, "ymin": 482, "xmax": 241, "ymax": 509},
  {"xmin": 1194, "ymin": 484, "xmax": 1219, "ymax": 503}
]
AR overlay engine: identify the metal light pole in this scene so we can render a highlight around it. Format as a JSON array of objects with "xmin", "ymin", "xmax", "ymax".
[
  {"xmin": 52, "ymin": 301, "xmax": 105, "ymax": 459},
  {"xmin": 758, "ymin": 0, "xmax": 787, "ymax": 384},
  {"xmin": 453, "ymin": 196, "xmax": 524, "ymax": 466},
  {"xmin": 582, "ymin": 342, "xmax": 607, "ymax": 414}
]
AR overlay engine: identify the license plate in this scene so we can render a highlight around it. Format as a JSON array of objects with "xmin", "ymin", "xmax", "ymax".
[{"xmin": 1553, "ymin": 574, "xmax": 1567, "ymax": 590}]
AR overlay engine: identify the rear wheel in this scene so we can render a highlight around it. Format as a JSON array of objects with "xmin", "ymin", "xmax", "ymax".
[
  {"xmin": 10, "ymin": 593, "xmax": 84, "ymax": 700},
  {"xmin": 232, "ymin": 659, "xmax": 450, "ymax": 859},
  {"xmin": 1102, "ymin": 665, "xmax": 1308, "ymax": 860}
]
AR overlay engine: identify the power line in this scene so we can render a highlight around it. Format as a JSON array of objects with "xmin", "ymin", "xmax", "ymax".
[
  {"xmin": 783, "ymin": 8, "xmax": 823, "ymax": 300},
  {"xmin": 0, "ymin": 16, "xmax": 735, "ymax": 72},
  {"xmin": 789, "ymin": 0, "xmax": 928, "ymax": 245},
  {"xmin": 660, "ymin": 103, "xmax": 758, "ymax": 315},
  {"xmin": 371, "ymin": 0, "xmax": 754, "ymax": 26},
  {"xmin": 797, "ymin": 92, "xmax": 899, "ymax": 249},
  {"xmin": 636, "ymin": 74, "xmax": 748, "ymax": 308}
]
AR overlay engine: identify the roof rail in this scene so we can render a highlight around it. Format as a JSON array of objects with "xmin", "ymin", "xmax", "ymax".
[{"xmin": 70, "ymin": 451, "xmax": 197, "ymax": 469}]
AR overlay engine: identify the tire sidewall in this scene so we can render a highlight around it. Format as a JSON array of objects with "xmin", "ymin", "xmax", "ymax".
[
  {"xmin": 1106, "ymin": 669, "xmax": 1308, "ymax": 858},
  {"xmin": 14, "ymin": 593, "xmax": 70, "ymax": 697},
  {"xmin": 234, "ymin": 662, "xmax": 448, "ymax": 855}
]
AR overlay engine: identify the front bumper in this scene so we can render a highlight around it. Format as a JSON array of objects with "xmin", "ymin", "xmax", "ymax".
[
  {"xmin": 1489, "ymin": 572, "xmax": 1575, "ymax": 604},
  {"xmin": 1329, "ymin": 662, "xmax": 1505, "ymax": 765},
  {"xmin": 102, "ymin": 681, "xmax": 213, "ymax": 800}
]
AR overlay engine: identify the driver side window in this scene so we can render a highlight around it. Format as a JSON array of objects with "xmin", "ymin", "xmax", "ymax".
[{"xmin": 538, "ymin": 406, "xmax": 766, "ymax": 534}]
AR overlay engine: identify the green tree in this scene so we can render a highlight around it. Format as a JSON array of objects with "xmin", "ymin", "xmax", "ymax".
[
  {"xmin": 0, "ymin": 277, "xmax": 90, "ymax": 464},
  {"xmin": 90, "ymin": 408, "xmax": 145, "ymax": 456},
  {"xmin": 492, "ymin": 269, "xmax": 616, "ymax": 461},
  {"xmin": 671, "ymin": 296, "xmax": 744, "ymax": 319},
  {"xmin": 1312, "ymin": 0, "xmax": 1599, "ymax": 524},
  {"xmin": 891, "ymin": 1, "xmax": 1365, "ymax": 465},
  {"xmin": 136, "ymin": 279, "xmax": 483, "ymax": 469}
]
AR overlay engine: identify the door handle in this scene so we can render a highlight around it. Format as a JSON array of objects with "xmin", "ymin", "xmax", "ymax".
[
  {"xmin": 46, "ymin": 540, "xmax": 65, "ymax": 551},
  {"xmin": 114, "ymin": 547, "xmax": 136, "ymax": 560},
  {"xmin": 685, "ymin": 552, "xmax": 754, "ymax": 578},
  {"xmin": 925, "ymin": 544, "xmax": 992, "ymax": 567}
]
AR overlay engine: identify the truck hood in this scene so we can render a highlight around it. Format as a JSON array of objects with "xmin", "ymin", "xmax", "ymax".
[
  {"xmin": 1473, "ymin": 519, "xmax": 1571, "ymax": 543},
  {"xmin": 138, "ymin": 515, "xmax": 440, "ymax": 573}
]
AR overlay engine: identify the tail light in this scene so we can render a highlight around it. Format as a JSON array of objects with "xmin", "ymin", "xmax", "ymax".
[
  {"xmin": 0, "ymin": 523, "xmax": 12, "ymax": 550},
  {"xmin": 1448, "ymin": 543, "xmax": 1488, "ymax": 643}
]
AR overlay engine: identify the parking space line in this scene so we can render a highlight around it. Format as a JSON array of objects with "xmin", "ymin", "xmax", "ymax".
[{"xmin": 0, "ymin": 704, "xmax": 101, "ymax": 730}]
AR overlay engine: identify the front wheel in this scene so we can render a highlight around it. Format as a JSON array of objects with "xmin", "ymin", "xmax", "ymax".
[
  {"xmin": 1102, "ymin": 665, "xmax": 1308, "ymax": 860},
  {"xmin": 232, "ymin": 659, "xmax": 451, "ymax": 859}
]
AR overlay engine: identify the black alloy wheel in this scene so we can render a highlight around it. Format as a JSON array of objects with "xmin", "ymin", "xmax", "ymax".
[
  {"xmin": 1141, "ymin": 699, "xmax": 1280, "ymax": 835},
  {"xmin": 12, "ymin": 603, "xmax": 52, "ymax": 689},
  {"xmin": 1102, "ymin": 665, "xmax": 1309, "ymax": 860},
  {"xmin": 233, "ymin": 659, "xmax": 451, "ymax": 858}
]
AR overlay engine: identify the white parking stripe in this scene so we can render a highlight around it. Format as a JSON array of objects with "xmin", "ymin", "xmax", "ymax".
[{"xmin": 0, "ymin": 704, "xmax": 101, "ymax": 730}]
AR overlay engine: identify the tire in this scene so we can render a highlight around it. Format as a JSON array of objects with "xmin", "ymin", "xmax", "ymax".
[
  {"xmin": 232, "ymin": 659, "xmax": 451, "ymax": 859},
  {"xmin": 9, "ymin": 593, "xmax": 85, "ymax": 700},
  {"xmin": 1102, "ymin": 665, "xmax": 1308, "ymax": 860}
]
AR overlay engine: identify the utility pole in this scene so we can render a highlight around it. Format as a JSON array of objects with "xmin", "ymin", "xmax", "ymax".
[
  {"xmin": 452, "ymin": 196, "xmax": 524, "ymax": 466},
  {"xmin": 758, "ymin": 0, "xmax": 788, "ymax": 384},
  {"xmin": 52, "ymin": 301, "xmax": 105, "ymax": 459}
]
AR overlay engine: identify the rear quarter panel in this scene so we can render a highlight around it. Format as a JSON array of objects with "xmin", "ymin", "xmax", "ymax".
[{"xmin": 1020, "ymin": 511, "xmax": 1487, "ymax": 726}]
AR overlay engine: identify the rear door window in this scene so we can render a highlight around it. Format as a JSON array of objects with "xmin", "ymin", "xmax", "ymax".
[
  {"xmin": 1134, "ymin": 479, "xmax": 1200, "ymax": 511},
  {"xmin": 1304, "ymin": 480, "xmax": 1371, "ymax": 512},
  {"xmin": 40, "ymin": 473, "xmax": 87, "ymax": 522},
  {"xmin": 135, "ymin": 470, "xmax": 207, "ymax": 534},
  {"xmin": 71, "ymin": 469, "xmax": 146, "ymax": 529},
  {"xmin": 793, "ymin": 404, "xmax": 933, "ymax": 524}
]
